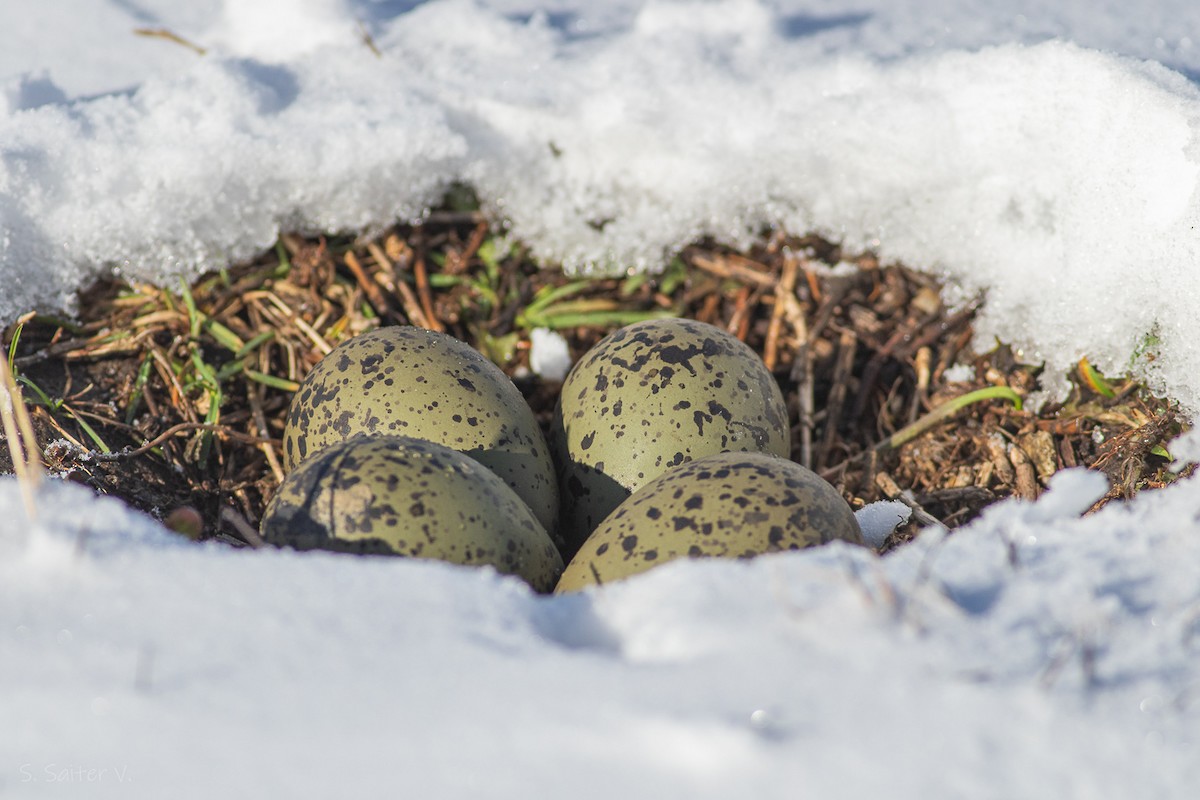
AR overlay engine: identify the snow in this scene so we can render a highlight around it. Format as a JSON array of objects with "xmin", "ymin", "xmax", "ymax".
[
  {"xmin": 4, "ymin": 0, "xmax": 1200, "ymax": 797},
  {"xmin": 6, "ymin": 472, "xmax": 1200, "ymax": 797},
  {"xmin": 5, "ymin": 0, "xmax": 1200, "ymax": 411},
  {"xmin": 942, "ymin": 363, "xmax": 976, "ymax": 384},
  {"xmin": 854, "ymin": 499, "xmax": 911, "ymax": 549},
  {"xmin": 528, "ymin": 327, "xmax": 572, "ymax": 380}
]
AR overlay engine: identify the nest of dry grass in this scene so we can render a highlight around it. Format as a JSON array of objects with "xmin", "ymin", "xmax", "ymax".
[{"xmin": 0, "ymin": 196, "xmax": 1188, "ymax": 549}]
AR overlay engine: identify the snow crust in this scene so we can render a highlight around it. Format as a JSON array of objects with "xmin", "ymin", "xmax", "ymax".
[
  {"xmin": 5, "ymin": 474, "xmax": 1200, "ymax": 798},
  {"xmin": 3, "ymin": 0, "xmax": 1200, "ymax": 410},
  {"xmin": 4, "ymin": 1, "xmax": 1200, "ymax": 796}
]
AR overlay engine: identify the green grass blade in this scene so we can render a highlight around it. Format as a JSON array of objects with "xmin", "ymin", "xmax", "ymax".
[
  {"xmin": 427, "ymin": 273, "xmax": 464, "ymax": 289},
  {"xmin": 275, "ymin": 240, "xmax": 292, "ymax": 275},
  {"xmin": 7, "ymin": 321, "xmax": 23, "ymax": 371},
  {"xmin": 659, "ymin": 257, "xmax": 689, "ymax": 296},
  {"xmin": 525, "ymin": 309, "xmax": 678, "ymax": 330},
  {"xmin": 245, "ymin": 370, "xmax": 301, "ymax": 392},
  {"xmin": 179, "ymin": 279, "xmax": 201, "ymax": 340},
  {"xmin": 203, "ymin": 319, "xmax": 246, "ymax": 353},
  {"xmin": 126, "ymin": 353, "xmax": 155, "ymax": 425},
  {"xmin": 1078, "ymin": 357, "xmax": 1116, "ymax": 398},
  {"xmin": 215, "ymin": 359, "xmax": 246, "ymax": 383},
  {"xmin": 477, "ymin": 238, "xmax": 509, "ymax": 283},
  {"xmin": 524, "ymin": 281, "xmax": 593, "ymax": 316},
  {"xmin": 235, "ymin": 330, "xmax": 276, "ymax": 360},
  {"xmin": 63, "ymin": 407, "xmax": 111, "ymax": 454},
  {"xmin": 879, "ymin": 386, "xmax": 1024, "ymax": 451},
  {"xmin": 189, "ymin": 349, "xmax": 219, "ymax": 388},
  {"xmin": 15, "ymin": 374, "xmax": 58, "ymax": 410}
]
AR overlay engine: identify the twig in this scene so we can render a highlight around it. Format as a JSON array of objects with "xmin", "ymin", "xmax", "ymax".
[
  {"xmin": 343, "ymin": 251, "xmax": 392, "ymax": 318},
  {"xmin": 689, "ymin": 251, "xmax": 777, "ymax": 288},
  {"xmin": 764, "ymin": 254, "xmax": 797, "ymax": 371},
  {"xmin": 257, "ymin": 292, "xmax": 333, "ymax": 355},
  {"xmin": 908, "ymin": 345, "xmax": 932, "ymax": 424},
  {"xmin": 443, "ymin": 221, "xmax": 490, "ymax": 275},
  {"xmin": 875, "ymin": 471, "xmax": 944, "ymax": 529},
  {"xmin": 366, "ymin": 240, "xmax": 396, "ymax": 278},
  {"xmin": 727, "ymin": 285, "xmax": 757, "ymax": 341},
  {"xmin": 1008, "ymin": 442, "xmax": 1039, "ymax": 500},
  {"xmin": 915, "ymin": 486, "xmax": 996, "ymax": 506},
  {"xmin": 412, "ymin": 252, "xmax": 443, "ymax": 332},
  {"xmin": 905, "ymin": 296, "xmax": 982, "ymax": 355},
  {"xmin": 77, "ymin": 422, "xmax": 269, "ymax": 462},
  {"xmin": 13, "ymin": 331, "xmax": 148, "ymax": 367},
  {"xmin": 851, "ymin": 293, "xmax": 977, "ymax": 423},
  {"xmin": 851, "ymin": 318, "xmax": 921, "ymax": 422},
  {"xmin": 818, "ymin": 329, "xmax": 857, "ymax": 470},
  {"xmin": 395, "ymin": 280, "xmax": 433, "ymax": 329},
  {"xmin": 781, "ymin": 255, "xmax": 814, "ymax": 469},
  {"xmin": 249, "ymin": 378, "xmax": 284, "ymax": 485},
  {"xmin": 370, "ymin": 241, "xmax": 432, "ymax": 329},
  {"xmin": 220, "ymin": 506, "xmax": 265, "ymax": 548},
  {"xmin": 147, "ymin": 346, "xmax": 191, "ymax": 417}
]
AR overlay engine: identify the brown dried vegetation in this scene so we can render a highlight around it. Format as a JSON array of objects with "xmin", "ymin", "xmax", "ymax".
[{"xmin": 0, "ymin": 200, "xmax": 1188, "ymax": 550}]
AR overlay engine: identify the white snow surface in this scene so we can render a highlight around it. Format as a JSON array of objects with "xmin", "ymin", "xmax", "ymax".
[
  {"xmin": 5, "ymin": 471, "xmax": 1200, "ymax": 798},
  {"xmin": 528, "ymin": 327, "xmax": 573, "ymax": 381},
  {"xmin": 3, "ymin": 0, "xmax": 1200, "ymax": 409},
  {"xmin": 5, "ymin": 1, "xmax": 1200, "ymax": 797},
  {"xmin": 854, "ymin": 499, "xmax": 911, "ymax": 549}
]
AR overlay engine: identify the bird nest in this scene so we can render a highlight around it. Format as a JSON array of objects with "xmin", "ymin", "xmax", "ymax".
[{"xmin": 0, "ymin": 193, "xmax": 1187, "ymax": 549}]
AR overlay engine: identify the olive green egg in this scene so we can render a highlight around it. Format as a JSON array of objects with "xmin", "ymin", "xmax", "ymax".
[
  {"xmin": 555, "ymin": 451, "xmax": 862, "ymax": 592},
  {"xmin": 552, "ymin": 318, "xmax": 790, "ymax": 555},
  {"xmin": 262, "ymin": 436, "xmax": 564, "ymax": 592},
  {"xmin": 282, "ymin": 326, "xmax": 558, "ymax": 535}
]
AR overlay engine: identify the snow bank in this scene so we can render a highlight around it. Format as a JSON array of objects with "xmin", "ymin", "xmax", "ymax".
[
  {"xmin": 3, "ymin": 470, "xmax": 1199, "ymax": 798},
  {"xmin": 2, "ymin": 0, "xmax": 1200, "ymax": 411}
]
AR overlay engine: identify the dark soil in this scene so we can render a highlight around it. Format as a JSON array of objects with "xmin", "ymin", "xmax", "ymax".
[{"xmin": 0, "ymin": 206, "xmax": 1188, "ymax": 550}]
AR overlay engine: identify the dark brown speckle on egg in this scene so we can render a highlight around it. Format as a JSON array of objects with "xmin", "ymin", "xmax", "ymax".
[
  {"xmin": 281, "ymin": 326, "xmax": 558, "ymax": 535},
  {"xmin": 555, "ymin": 451, "xmax": 863, "ymax": 592},
  {"xmin": 551, "ymin": 318, "xmax": 790, "ymax": 557},
  {"xmin": 260, "ymin": 435, "xmax": 563, "ymax": 592}
]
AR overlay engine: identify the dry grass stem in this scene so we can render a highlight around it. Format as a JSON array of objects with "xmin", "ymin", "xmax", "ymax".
[
  {"xmin": 0, "ymin": 212, "xmax": 1184, "ymax": 545},
  {"xmin": 0, "ymin": 356, "xmax": 44, "ymax": 520},
  {"xmin": 132, "ymin": 28, "xmax": 207, "ymax": 55}
]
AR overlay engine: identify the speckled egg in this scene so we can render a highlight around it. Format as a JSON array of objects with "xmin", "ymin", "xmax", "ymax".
[
  {"xmin": 553, "ymin": 318, "xmax": 790, "ymax": 554},
  {"xmin": 282, "ymin": 326, "xmax": 558, "ymax": 535},
  {"xmin": 262, "ymin": 435, "xmax": 564, "ymax": 592},
  {"xmin": 555, "ymin": 451, "xmax": 863, "ymax": 592}
]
